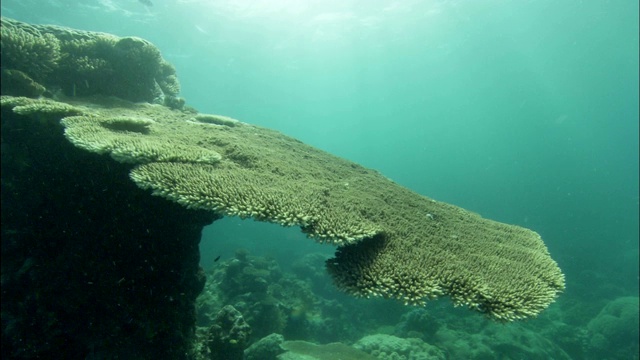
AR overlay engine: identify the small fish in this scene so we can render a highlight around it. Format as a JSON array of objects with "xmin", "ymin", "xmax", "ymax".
[
  {"xmin": 138, "ymin": 0, "xmax": 153, "ymax": 6},
  {"xmin": 214, "ymin": 255, "xmax": 221, "ymax": 262}
]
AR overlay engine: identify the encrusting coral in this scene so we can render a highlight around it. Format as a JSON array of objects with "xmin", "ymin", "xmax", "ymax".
[{"xmin": 2, "ymin": 91, "xmax": 564, "ymax": 322}]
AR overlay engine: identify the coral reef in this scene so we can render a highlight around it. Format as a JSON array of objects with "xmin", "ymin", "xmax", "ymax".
[
  {"xmin": 394, "ymin": 308, "xmax": 441, "ymax": 340},
  {"xmin": 432, "ymin": 319, "xmax": 572, "ymax": 359},
  {"xmin": 61, "ymin": 114, "xmax": 222, "ymax": 164},
  {"xmin": 1, "ymin": 17, "xmax": 183, "ymax": 106},
  {"xmin": 244, "ymin": 333, "xmax": 286, "ymax": 360},
  {"xmin": 291, "ymin": 253, "xmax": 337, "ymax": 296},
  {"xmin": 1, "ymin": 17, "xmax": 573, "ymax": 360},
  {"xmin": 0, "ymin": 17, "xmax": 61, "ymax": 82},
  {"xmin": 1, "ymin": 95, "xmax": 217, "ymax": 359},
  {"xmin": 196, "ymin": 249, "xmax": 590, "ymax": 360},
  {"xmin": 280, "ymin": 341, "xmax": 377, "ymax": 360},
  {"xmin": 586, "ymin": 296, "xmax": 639, "ymax": 359},
  {"xmin": 4, "ymin": 25, "xmax": 566, "ymax": 320},
  {"xmin": 0, "ymin": 69, "xmax": 46, "ymax": 97},
  {"xmin": 4, "ymin": 96, "xmax": 86, "ymax": 118},
  {"xmin": 192, "ymin": 113, "xmax": 241, "ymax": 127},
  {"xmin": 4, "ymin": 92, "xmax": 565, "ymax": 321},
  {"xmin": 199, "ymin": 305, "xmax": 251, "ymax": 360},
  {"xmin": 354, "ymin": 334, "xmax": 445, "ymax": 360},
  {"xmin": 2, "ymin": 91, "xmax": 564, "ymax": 322},
  {"xmin": 197, "ymin": 248, "xmax": 392, "ymax": 346}
]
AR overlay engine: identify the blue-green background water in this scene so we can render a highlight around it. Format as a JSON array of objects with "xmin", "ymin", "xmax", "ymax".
[{"xmin": 2, "ymin": 0, "xmax": 638, "ymax": 357}]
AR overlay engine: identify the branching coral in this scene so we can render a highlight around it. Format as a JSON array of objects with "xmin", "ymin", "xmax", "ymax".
[
  {"xmin": 1, "ymin": 17, "xmax": 61, "ymax": 82},
  {"xmin": 1, "ymin": 17, "xmax": 182, "ymax": 103}
]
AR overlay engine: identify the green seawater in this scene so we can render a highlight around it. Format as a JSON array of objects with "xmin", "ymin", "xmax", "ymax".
[{"xmin": 2, "ymin": 1, "xmax": 638, "ymax": 359}]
